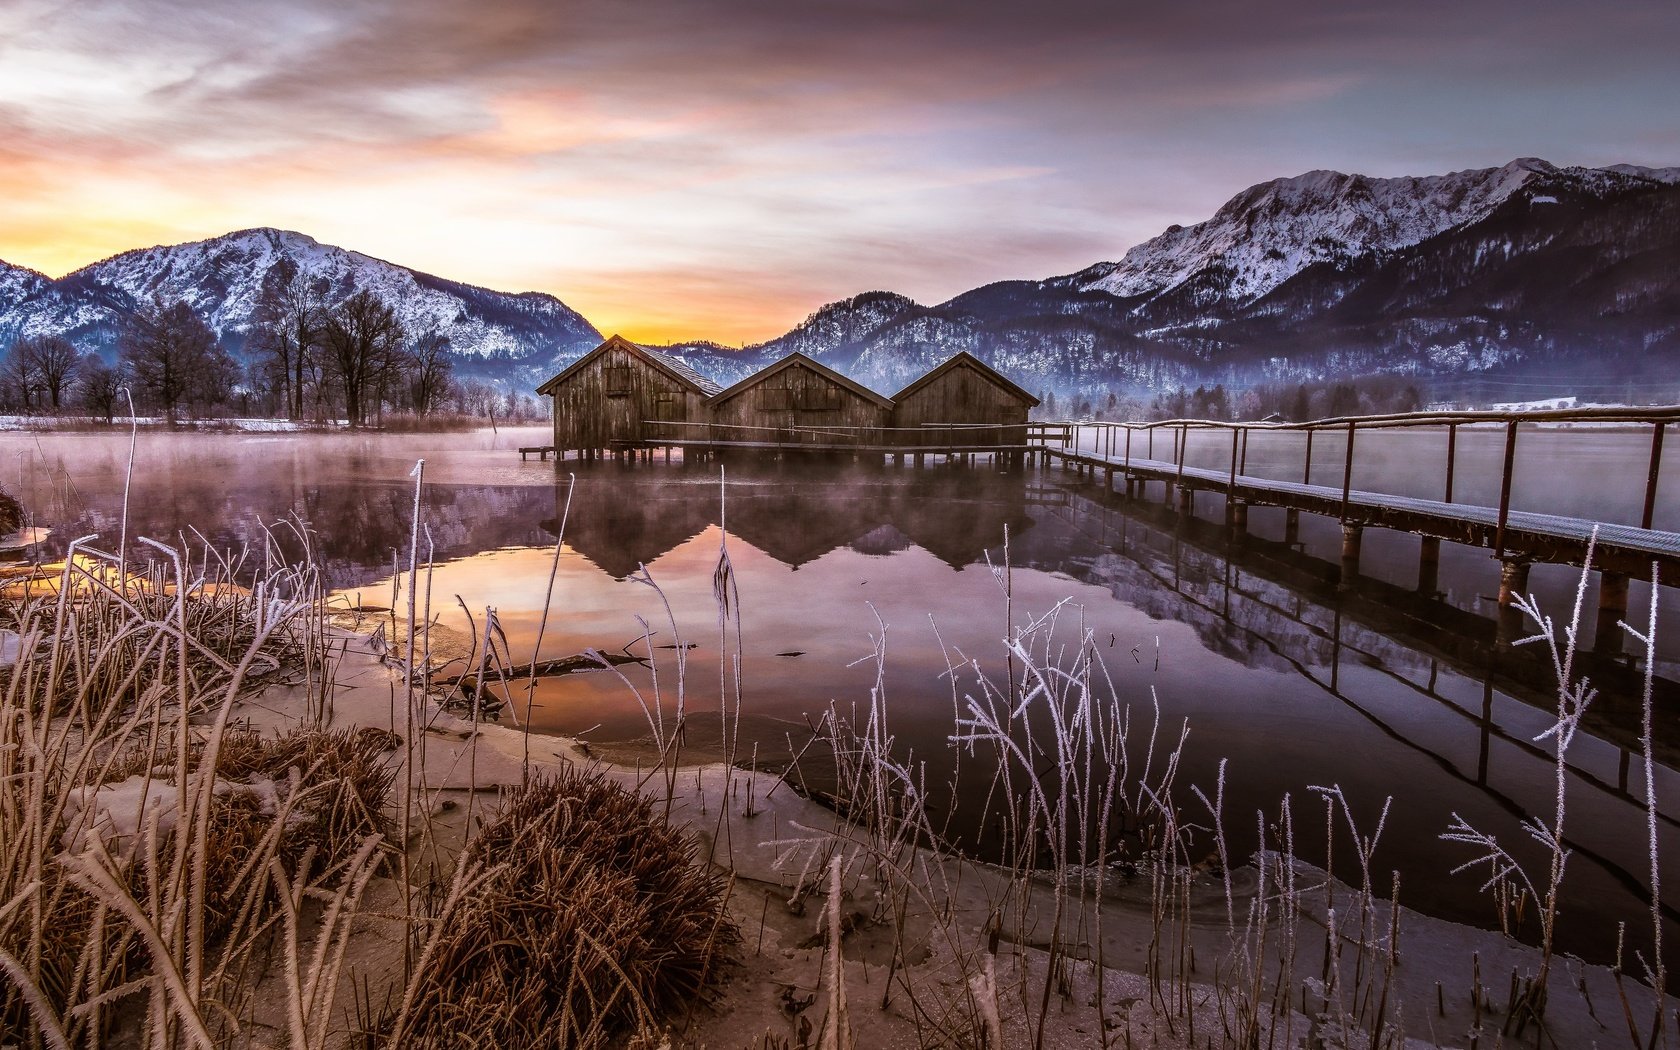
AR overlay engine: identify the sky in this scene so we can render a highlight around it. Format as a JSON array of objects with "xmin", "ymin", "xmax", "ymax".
[{"xmin": 0, "ymin": 0, "xmax": 1676, "ymax": 345}]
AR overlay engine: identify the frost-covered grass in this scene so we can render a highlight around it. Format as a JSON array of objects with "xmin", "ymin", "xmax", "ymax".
[
  {"xmin": 0, "ymin": 530, "xmax": 400, "ymax": 1047},
  {"xmin": 0, "ymin": 455, "xmax": 1672, "ymax": 1049}
]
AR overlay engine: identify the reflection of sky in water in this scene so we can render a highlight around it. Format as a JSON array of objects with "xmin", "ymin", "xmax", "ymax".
[{"xmin": 4, "ymin": 426, "xmax": 1679, "ymax": 968}]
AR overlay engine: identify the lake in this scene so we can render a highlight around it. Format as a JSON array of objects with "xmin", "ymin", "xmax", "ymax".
[{"xmin": 4, "ymin": 423, "xmax": 1678, "ymax": 968}]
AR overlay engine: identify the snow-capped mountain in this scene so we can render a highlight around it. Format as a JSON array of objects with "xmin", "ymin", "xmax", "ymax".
[
  {"xmin": 0, "ymin": 229, "xmax": 600, "ymax": 381},
  {"xmin": 729, "ymin": 159, "xmax": 1680, "ymax": 396},
  {"xmin": 1058, "ymin": 159, "xmax": 1676, "ymax": 305},
  {"xmin": 4, "ymin": 158, "xmax": 1677, "ymax": 399},
  {"xmin": 0, "ymin": 261, "xmax": 47, "ymax": 308}
]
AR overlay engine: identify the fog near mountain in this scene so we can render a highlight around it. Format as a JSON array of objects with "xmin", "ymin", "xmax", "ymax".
[{"xmin": 2, "ymin": 159, "xmax": 1677, "ymax": 401}]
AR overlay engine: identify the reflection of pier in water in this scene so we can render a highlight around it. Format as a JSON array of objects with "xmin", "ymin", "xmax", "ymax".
[{"xmin": 1028, "ymin": 478, "xmax": 1680, "ymax": 924}]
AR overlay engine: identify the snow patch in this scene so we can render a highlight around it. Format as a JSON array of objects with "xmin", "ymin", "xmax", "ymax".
[{"xmin": 60, "ymin": 773, "xmax": 296, "ymax": 859}]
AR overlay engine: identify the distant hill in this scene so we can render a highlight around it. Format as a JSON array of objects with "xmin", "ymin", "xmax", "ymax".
[{"xmin": 0, "ymin": 228, "xmax": 601, "ymax": 388}]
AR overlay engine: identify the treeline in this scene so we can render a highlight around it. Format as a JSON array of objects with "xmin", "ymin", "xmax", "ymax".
[
  {"xmin": 1033, "ymin": 375, "xmax": 1428, "ymax": 422},
  {"xmin": 0, "ymin": 263, "xmax": 547, "ymax": 426}
]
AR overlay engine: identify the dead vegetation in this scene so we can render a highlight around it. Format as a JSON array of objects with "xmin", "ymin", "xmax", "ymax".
[{"xmin": 378, "ymin": 767, "xmax": 737, "ymax": 1049}]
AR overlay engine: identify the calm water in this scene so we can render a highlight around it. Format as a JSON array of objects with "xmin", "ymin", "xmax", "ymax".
[{"xmin": 4, "ymin": 424, "xmax": 1679, "ymax": 967}]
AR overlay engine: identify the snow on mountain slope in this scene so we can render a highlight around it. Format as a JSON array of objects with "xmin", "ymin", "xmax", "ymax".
[
  {"xmin": 0, "ymin": 229, "xmax": 600, "ymax": 366},
  {"xmin": 1063, "ymin": 159, "xmax": 1672, "ymax": 306},
  {"xmin": 0, "ymin": 261, "xmax": 47, "ymax": 311},
  {"xmin": 747, "ymin": 291, "xmax": 921, "ymax": 362}
]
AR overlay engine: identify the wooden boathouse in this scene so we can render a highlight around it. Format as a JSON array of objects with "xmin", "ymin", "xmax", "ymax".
[
  {"xmin": 890, "ymin": 351, "xmax": 1039, "ymax": 466},
  {"xmin": 534, "ymin": 335, "xmax": 722, "ymax": 461},
  {"xmin": 704, "ymin": 352, "xmax": 893, "ymax": 445},
  {"xmin": 530, "ymin": 347, "xmax": 1046, "ymax": 463}
]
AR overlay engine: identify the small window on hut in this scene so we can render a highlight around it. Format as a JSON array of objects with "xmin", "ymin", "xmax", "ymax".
[
  {"xmin": 604, "ymin": 366, "xmax": 632, "ymax": 397},
  {"xmin": 654, "ymin": 393, "xmax": 680, "ymax": 420},
  {"xmin": 798, "ymin": 387, "xmax": 841, "ymax": 412},
  {"xmin": 761, "ymin": 387, "xmax": 794, "ymax": 411}
]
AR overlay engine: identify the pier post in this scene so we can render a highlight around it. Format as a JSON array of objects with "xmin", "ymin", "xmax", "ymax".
[
  {"xmin": 1284, "ymin": 508, "xmax": 1300, "ymax": 546},
  {"xmin": 1496, "ymin": 559, "xmax": 1531, "ymax": 646},
  {"xmin": 1178, "ymin": 485, "xmax": 1194, "ymax": 515},
  {"xmin": 1595, "ymin": 571, "xmax": 1629, "ymax": 656},
  {"xmin": 1444, "ymin": 424, "xmax": 1458, "ymax": 502},
  {"xmin": 1643, "ymin": 422, "xmax": 1666, "ymax": 530},
  {"xmin": 1339, "ymin": 524, "xmax": 1363, "ymax": 582},
  {"xmin": 1418, "ymin": 536, "xmax": 1441, "ymax": 594},
  {"xmin": 1494, "ymin": 420, "xmax": 1519, "ymax": 556},
  {"xmin": 1229, "ymin": 501, "xmax": 1248, "ymax": 534},
  {"xmin": 1339, "ymin": 420, "xmax": 1356, "ymax": 522},
  {"xmin": 1105, "ymin": 466, "xmax": 1114, "ymax": 493}
]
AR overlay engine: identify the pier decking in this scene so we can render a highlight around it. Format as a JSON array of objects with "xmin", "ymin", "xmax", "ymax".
[{"xmin": 1045, "ymin": 448, "xmax": 1680, "ymax": 583}]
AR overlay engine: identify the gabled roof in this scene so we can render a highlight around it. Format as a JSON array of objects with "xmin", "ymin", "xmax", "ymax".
[
  {"xmin": 706, "ymin": 352, "xmax": 894, "ymax": 410},
  {"xmin": 640, "ymin": 346, "xmax": 724, "ymax": 396},
  {"xmin": 889, "ymin": 351, "xmax": 1041, "ymax": 407},
  {"xmin": 536, "ymin": 334, "xmax": 723, "ymax": 397}
]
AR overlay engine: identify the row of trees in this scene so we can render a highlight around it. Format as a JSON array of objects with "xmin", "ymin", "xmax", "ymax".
[
  {"xmin": 249, "ymin": 264, "xmax": 456, "ymax": 425},
  {"xmin": 1, "ymin": 335, "xmax": 127, "ymax": 421},
  {"xmin": 1031, "ymin": 377, "xmax": 1430, "ymax": 423},
  {"xmin": 0, "ymin": 276, "xmax": 546, "ymax": 425}
]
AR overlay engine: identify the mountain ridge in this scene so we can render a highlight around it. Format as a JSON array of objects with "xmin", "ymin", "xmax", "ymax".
[
  {"xmin": 2, "ymin": 157, "xmax": 1677, "ymax": 398},
  {"xmin": 0, "ymin": 228, "xmax": 602, "ymax": 385},
  {"xmin": 732, "ymin": 158, "xmax": 1680, "ymax": 396}
]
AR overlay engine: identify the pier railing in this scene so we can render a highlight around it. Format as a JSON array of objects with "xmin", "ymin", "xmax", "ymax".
[{"xmin": 1055, "ymin": 406, "xmax": 1680, "ymax": 547}]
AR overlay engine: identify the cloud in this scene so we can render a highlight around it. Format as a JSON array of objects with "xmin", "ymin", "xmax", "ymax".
[{"xmin": 0, "ymin": 0, "xmax": 1676, "ymax": 341}]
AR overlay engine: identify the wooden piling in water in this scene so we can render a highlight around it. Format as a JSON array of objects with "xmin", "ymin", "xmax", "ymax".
[
  {"xmin": 1340, "ymin": 524, "xmax": 1363, "ymax": 581},
  {"xmin": 1418, "ymin": 536, "xmax": 1441, "ymax": 594},
  {"xmin": 1497, "ymin": 559, "xmax": 1532, "ymax": 646},
  {"xmin": 1596, "ymin": 571, "xmax": 1629, "ymax": 656}
]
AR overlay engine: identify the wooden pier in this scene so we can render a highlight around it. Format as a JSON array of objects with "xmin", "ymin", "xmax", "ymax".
[{"xmin": 1044, "ymin": 406, "xmax": 1680, "ymax": 655}]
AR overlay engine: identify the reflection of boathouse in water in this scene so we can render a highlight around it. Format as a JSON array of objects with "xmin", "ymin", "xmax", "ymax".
[
  {"xmin": 535, "ymin": 338, "xmax": 1040, "ymax": 464},
  {"xmin": 547, "ymin": 467, "xmax": 1034, "ymax": 579}
]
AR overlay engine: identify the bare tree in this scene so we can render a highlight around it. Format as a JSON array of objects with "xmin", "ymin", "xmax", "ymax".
[
  {"xmin": 120, "ymin": 298, "xmax": 237, "ymax": 423},
  {"xmin": 322, "ymin": 290, "xmax": 404, "ymax": 427},
  {"xmin": 15, "ymin": 335, "xmax": 79, "ymax": 410},
  {"xmin": 403, "ymin": 331, "xmax": 454, "ymax": 416},
  {"xmin": 0, "ymin": 344, "xmax": 41, "ymax": 412},
  {"xmin": 79, "ymin": 354, "xmax": 122, "ymax": 424},
  {"xmin": 249, "ymin": 260, "xmax": 325, "ymax": 421}
]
